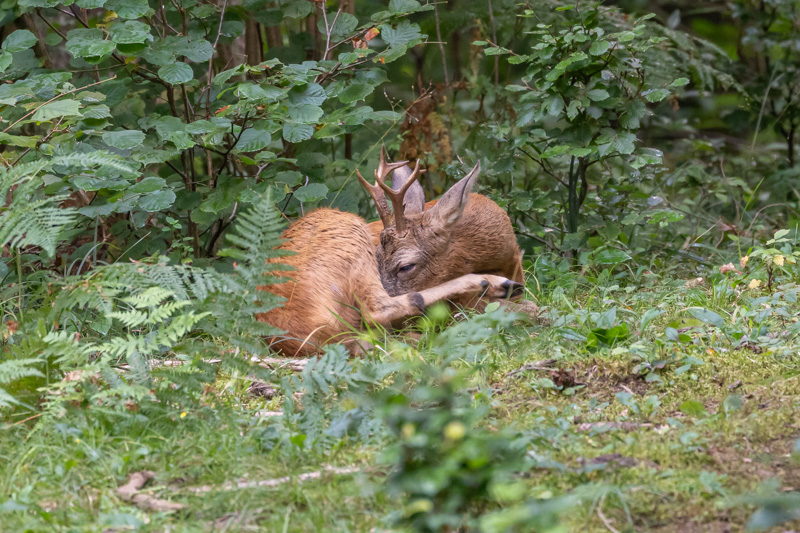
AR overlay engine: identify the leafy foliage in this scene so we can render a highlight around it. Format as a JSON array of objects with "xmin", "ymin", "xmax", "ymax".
[{"xmin": 1, "ymin": 0, "xmax": 800, "ymax": 530}]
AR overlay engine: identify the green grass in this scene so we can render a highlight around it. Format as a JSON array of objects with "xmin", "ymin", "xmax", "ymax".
[{"xmin": 2, "ymin": 267, "xmax": 799, "ymax": 532}]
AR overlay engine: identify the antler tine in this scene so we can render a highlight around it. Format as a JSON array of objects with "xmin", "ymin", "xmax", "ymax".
[
  {"xmin": 374, "ymin": 145, "xmax": 408, "ymax": 185},
  {"xmin": 355, "ymin": 169, "xmax": 393, "ymax": 228},
  {"xmin": 375, "ymin": 159, "xmax": 422, "ymax": 234},
  {"xmin": 355, "ymin": 146, "xmax": 407, "ymax": 228}
]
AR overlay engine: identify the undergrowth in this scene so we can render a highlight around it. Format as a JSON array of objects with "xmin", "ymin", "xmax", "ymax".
[{"xmin": 1, "ymin": 196, "xmax": 799, "ymax": 532}]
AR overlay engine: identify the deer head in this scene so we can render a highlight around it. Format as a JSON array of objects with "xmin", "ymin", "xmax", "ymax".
[{"xmin": 357, "ymin": 148, "xmax": 482, "ymax": 296}]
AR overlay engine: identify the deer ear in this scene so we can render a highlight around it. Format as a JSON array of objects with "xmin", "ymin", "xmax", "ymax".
[
  {"xmin": 424, "ymin": 161, "xmax": 480, "ymax": 229},
  {"xmin": 391, "ymin": 164, "xmax": 425, "ymax": 215}
]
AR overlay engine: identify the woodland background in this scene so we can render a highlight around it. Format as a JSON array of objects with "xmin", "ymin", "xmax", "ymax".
[{"xmin": 0, "ymin": 0, "xmax": 799, "ymax": 531}]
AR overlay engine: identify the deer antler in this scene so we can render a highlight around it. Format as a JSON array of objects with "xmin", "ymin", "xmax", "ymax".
[
  {"xmin": 356, "ymin": 145, "xmax": 409, "ymax": 229},
  {"xmin": 375, "ymin": 158, "xmax": 421, "ymax": 234}
]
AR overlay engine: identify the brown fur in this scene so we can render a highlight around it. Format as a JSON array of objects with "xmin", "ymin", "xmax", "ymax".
[{"xmin": 256, "ymin": 208, "xmax": 520, "ymax": 356}]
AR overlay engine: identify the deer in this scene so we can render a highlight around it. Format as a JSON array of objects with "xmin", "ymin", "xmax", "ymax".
[
  {"xmin": 359, "ymin": 148, "xmax": 540, "ymax": 318},
  {"xmin": 256, "ymin": 153, "xmax": 524, "ymax": 357}
]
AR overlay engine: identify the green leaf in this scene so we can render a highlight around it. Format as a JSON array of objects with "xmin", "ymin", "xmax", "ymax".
[
  {"xmin": 618, "ymin": 31, "xmax": 636, "ymax": 42},
  {"xmin": 288, "ymin": 83, "xmax": 326, "ymax": 106},
  {"xmin": 282, "ymin": 0, "xmax": 314, "ymax": 18},
  {"xmin": 723, "ymin": 394, "xmax": 743, "ymax": 415},
  {"xmin": 76, "ymin": 0, "xmax": 106, "ymax": 7},
  {"xmin": 286, "ymin": 103, "xmax": 324, "ymax": 123},
  {"xmin": 106, "ymin": 0, "xmax": 150, "ymax": 19},
  {"xmin": 774, "ymin": 229, "xmax": 791, "ymax": 240},
  {"xmin": 338, "ymin": 83, "xmax": 374, "ymax": 104},
  {"xmin": 587, "ymin": 89, "xmax": 610, "ymax": 101},
  {"xmin": 592, "ymin": 248, "xmax": 632, "ymax": 264},
  {"xmin": 128, "ymin": 177, "xmax": 166, "ymax": 194},
  {"xmin": 83, "ymin": 104, "xmax": 112, "ymax": 120},
  {"xmin": 158, "ymin": 62, "xmax": 194, "ymax": 85},
  {"xmin": 389, "ymin": 0, "xmax": 429, "ymax": 13},
  {"xmin": 316, "ymin": 13, "xmax": 358, "ymax": 41},
  {"xmin": 0, "ymin": 51, "xmax": 11, "ymax": 73},
  {"xmin": 103, "ymin": 130, "xmax": 146, "ymax": 150},
  {"xmin": 540, "ymin": 144, "xmax": 570, "ymax": 158},
  {"xmin": 613, "ymin": 133, "xmax": 636, "ymax": 155},
  {"xmin": 0, "ymin": 133, "xmax": 39, "ymax": 148},
  {"xmin": 109, "ymin": 20, "xmax": 151, "ymax": 44},
  {"xmin": 688, "ymin": 308, "xmax": 725, "ymax": 328},
  {"xmin": 138, "ymin": 190, "xmax": 176, "ymax": 212},
  {"xmin": 679, "ymin": 399, "xmax": 707, "ymax": 418},
  {"xmin": 589, "ymin": 40, "xmax": 611, "ymax": 56},
  {"xmin": 381, "ymin": 20, "xmax": 423, "ymax": 48},
  {"xmin": 644, "ymin": 88, "xmax": 670, "ymax": 103},
  {"xmin": 282, "ymin": 123, "xmax": 314, "ymax": 143},
  {"xmin": 568, "ymin": 147, "xmax": 593, "ymax": 157},
  {"xmin": 1, "ymin": 30, "xmax": 37, "ymax": 53},
  {"xmin": 65, "ymin": 28, "xmax": 115, "ymax": 59},
  {"xmin": 176, "ymin": 39, "xmax": 215, "ymax": 62},
  {"xmin": 293, "ymin": 183, "xmax": 329, "ymax": 203},
  {"xmin": 32, "ymin": 100, "xmax": 83, "ymax": 122},
  {"xmin": 670, "ymin": 77, "xmax": 690, "ymax": 88},
  {"xmin": 235, "ymin": 128, "xmax": 272, "ymax": 151},
  {"xmin": 546, "ymin": 95, "xmax": 564, "ymax": 116},
  {"xmin": 596, "ymin": 307, "xmax": 617, "ymax": 329}
]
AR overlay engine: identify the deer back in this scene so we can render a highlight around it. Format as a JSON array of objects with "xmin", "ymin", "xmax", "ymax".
[{"xmin": 256, "ymin": 208, "xmax": 389, "ymax": 356}]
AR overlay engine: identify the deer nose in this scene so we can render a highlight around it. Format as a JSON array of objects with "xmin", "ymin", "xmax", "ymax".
[{"xmin": 501, "ymin": 280, "xmax": 524, "ymax": 299}]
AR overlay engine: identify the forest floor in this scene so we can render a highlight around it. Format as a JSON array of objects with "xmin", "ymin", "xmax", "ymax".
[{"xmin": 2, "ymin": 267, "xmax": 799, "ymax": 532}]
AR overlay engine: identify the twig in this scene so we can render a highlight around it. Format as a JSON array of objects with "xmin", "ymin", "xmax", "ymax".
[
  {"xmin": 596, "ymin": 493, "xmax": 621, "ymax": 533},
  {"xmin": 517, "ymin": 147, "xmax": 566, "ymax": 187},
  {"xmin": 487, "ymin": 0, "xmax": 499, "ymax": 85},
  {"xmin": 751, "ymin": 67, "xmax": 783, "ymax": 152},
  {"xmin": 36, "ymin": 9, "xmax": 67, "ymax": 41},
  {"xmin": 118, "ymin": 471, "xmax": 185, "ymax": 512},
  {"xmin": 11, "ymin": 117, "xmax": 65, "ymax": 166},
  {"xmin": 433, "ymin": 2, "xmax": 449, "ymax": 86},
  {"xmin": 6, "ymin": 412, "xmax": 43, "ymax": 427},
  {"xmin": 319, "ymin": 5, "xmax": 343, "ymax": 61},
  {"xmin": 183, "ymin": 466, "xmax": 361, "ymax": 494}
]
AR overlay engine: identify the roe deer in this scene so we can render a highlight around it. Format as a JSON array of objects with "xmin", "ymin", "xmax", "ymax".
[
  {"xmin": 359, "ymin": 149, "xmax": 539, "ymax": 317},
  {"xmin": 256, "ymin": 155, "xmax": 523, "ymax": 357}
]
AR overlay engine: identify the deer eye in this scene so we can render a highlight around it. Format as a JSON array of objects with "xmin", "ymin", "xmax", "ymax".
[{"xmin": 398, "ymin": 263, "xmax": 416, "ymax": 274}]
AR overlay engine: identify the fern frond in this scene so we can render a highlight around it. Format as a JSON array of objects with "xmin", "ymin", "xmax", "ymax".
[
  {"xmin": 0, "ymin": 359, "xmax": 45, "ymax": 385},
  {"xmin": 123, "ymin": 287, "xmax": 175, "ymax": 308},
  {"xmin": 52, "ymin": 151, "xmax": 135, "ymax": 174},
  {"xmin": 106, "ymin": 309, "xmax": 149, "ymax": 328},
  {"xmin": 0, "ymin": 161, "xmax": 77, "ymax": 256}
]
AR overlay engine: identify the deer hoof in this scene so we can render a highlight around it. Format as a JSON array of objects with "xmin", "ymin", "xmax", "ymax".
[{"xmin": 501, "ymin": 280, "xmax": 525, "ymax": 299}]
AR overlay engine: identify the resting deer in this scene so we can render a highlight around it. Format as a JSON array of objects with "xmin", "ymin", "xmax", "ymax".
[
  {"xmin": 256, "ymin": 154, "xmax": 523, "ymax": 356},
  {"xmin": 360, "ymin": 149, "xmax": 539, "ymax": 317}
]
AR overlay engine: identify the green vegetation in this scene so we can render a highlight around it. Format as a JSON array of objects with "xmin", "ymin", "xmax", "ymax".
[{"xmin": 1, "ymin": 0, "xmax": 799, "ymax": 531}]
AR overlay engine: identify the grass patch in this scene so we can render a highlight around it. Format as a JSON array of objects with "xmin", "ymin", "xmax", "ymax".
[{"xmin": 2, "ymin": 268, "xmax": 799, "ymax": 532}]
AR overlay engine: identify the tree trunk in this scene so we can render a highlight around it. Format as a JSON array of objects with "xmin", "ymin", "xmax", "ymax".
[
  {"xmin": 567, "ymin": 156, "xmax": 579, "ymax": 234},
  {"xmin": 244, "ymin": 19, "xmax": 263, "ymax": 65}
]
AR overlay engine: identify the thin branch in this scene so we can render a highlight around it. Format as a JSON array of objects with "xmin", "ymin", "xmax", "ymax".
[
  {"xmin": 36, "ymin": 9, "xmax": 67, "ymax": 41},
  {"xmin": 11, "ymin": 118, "xmax": 65, "ymax": 166},
  {"xmin": 487, "ymin": 0, "xmax": 499, "ymax": 84},
  {"xmin": 319, "ymin": 5, "xmax": 343, "ymax": 61},
  {"xmin": 434, "ymin": 2, "xmax": 449, "ymax": 86},
  {"xmin": 517, "ymin": 147, "xmax": 566, "ymax": 187}
]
